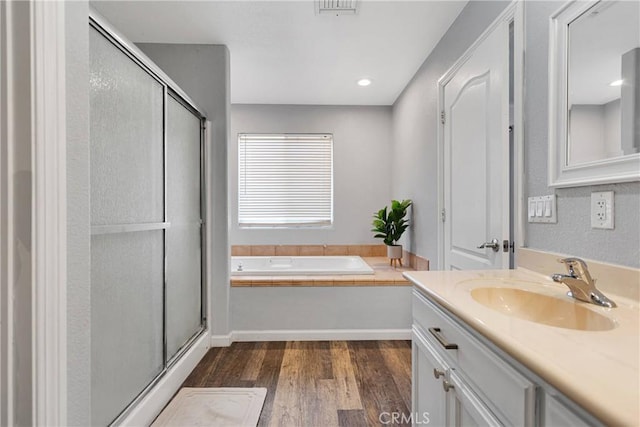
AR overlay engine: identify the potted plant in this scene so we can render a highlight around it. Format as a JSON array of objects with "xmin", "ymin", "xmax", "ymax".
[{"xmin": 371, "ymin": 199, "xmax": 412, "ymax": 266}]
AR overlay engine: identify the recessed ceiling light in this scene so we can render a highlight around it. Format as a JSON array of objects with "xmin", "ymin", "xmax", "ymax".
[
  {"xmin": 610, "ymin": 79, "xmax": 623, "ymax": 87},
  {"xmin": 357, "ymin": 78, "xmax": 372, "ymax": 87}
]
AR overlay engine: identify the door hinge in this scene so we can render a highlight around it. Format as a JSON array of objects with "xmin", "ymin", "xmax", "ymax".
[
  {"xmin": 440, "ymin": 111, "xmax": 446, "ymax": 125},
  {"xmin": 441, "ymin": 208, "xmax": 446, "ymax": 222}
]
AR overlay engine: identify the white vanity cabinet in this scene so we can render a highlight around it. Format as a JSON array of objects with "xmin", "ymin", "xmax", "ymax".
[
  {"xmin": 412, "ymin": 327, "xmax": 450, "ymax": 426},
  {"xmin": 412, "ymin": 289, "xmax": 536, "ymax": 426},
  {"xmin": 544, "ymin": 394, "xmax": 592, "ymax": 427},
  {"xmin": 405, "ymin": 264, "xmax": 639, "ymax": 427},
  {"xmin": 413, "ymin": 326, "xmax": 502, "ymax": 426},
  {"xmin": 412, "ymin": 287, "xmax": 606, "ymax": 427}
]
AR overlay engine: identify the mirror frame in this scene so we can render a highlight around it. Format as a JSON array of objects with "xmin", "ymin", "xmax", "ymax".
[{"xmin": 548, "ymin": 0, "xmax": 640, "ymax": 188}]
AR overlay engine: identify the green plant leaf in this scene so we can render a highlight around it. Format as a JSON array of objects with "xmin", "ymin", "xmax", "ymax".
[{"xmin": 371, "ymin": 199, "xmax": 413, "ymax": 245}]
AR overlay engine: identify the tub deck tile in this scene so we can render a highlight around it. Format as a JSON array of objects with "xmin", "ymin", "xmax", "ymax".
[
  {"xmin": 230, "ymin": 257, "xmax": 415, "ymax": 287},
  {"xmin": 298, "ymin": 245, "xmax": 325, "ymax": 256},
  {"xmin": 270, "ymin": 276, "xmax": 294, "ymax": 286}
]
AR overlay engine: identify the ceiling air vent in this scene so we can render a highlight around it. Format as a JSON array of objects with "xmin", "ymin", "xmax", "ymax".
[{"xmin": 316, "ymin": 0, "xmax": 358, "ymax": 16}]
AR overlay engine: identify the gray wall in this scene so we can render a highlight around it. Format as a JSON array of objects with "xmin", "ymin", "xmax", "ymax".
[
  {"xmin": 391, "ymin": 1, "xmax": 510, "ymax": 266},
  {"xmin": 569, "ymin": 102, "xmax": 622, "ymax": 164},
  {"xmin": 66, "ymin": 1, "xmax": 91, "ymax": 425},
  {"xmin": 230, "ymin": 104, "xmax": 393, "ymax": 245},
  {"xmin": 137, "ymin": 43, "xmax": 232, "ymax": 335},
  {"xmin": 391, "ymin": 0, "xmax": 639, "ymax": 269},
  {"xmin": 523, "ymin": 2, "xmax": 640, "ymax": 268}
]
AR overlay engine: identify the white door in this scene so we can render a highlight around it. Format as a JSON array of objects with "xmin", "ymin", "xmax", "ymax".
[{"xmin": 442, "ymin": 20, "xmax": 510, "ymax": 271}]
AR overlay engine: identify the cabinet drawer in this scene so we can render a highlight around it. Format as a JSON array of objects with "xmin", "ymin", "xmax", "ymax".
[{"xmin": 413, "ymin": 288, "xmax": 536, "ymax": 427}]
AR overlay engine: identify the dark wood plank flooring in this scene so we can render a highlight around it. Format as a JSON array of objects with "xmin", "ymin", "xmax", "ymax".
[{"xmin": 182, "ymin": 341, "xmax": 412, "ymax": 426}]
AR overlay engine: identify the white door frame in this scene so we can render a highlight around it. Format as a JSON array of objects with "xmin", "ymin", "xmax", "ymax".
[
  {"xmin": 1, "ymin": 1, "xmax": 67, "ymax": 425},
  {"xmin": 436, "ymin": 1, "xmax": 525, "ymax": 270},
  {"xmin": 32, "ymin": 1, "xmax": 68, "ymax": 425}
]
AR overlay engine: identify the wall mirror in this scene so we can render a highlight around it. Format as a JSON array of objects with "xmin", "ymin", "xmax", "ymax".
[{"xmin": 549, "ymin": 0, "xmax": 640, "ymax": 187}]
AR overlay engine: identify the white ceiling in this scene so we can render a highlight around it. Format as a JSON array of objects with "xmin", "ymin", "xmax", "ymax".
[{"xmin": 91, "ymin": 0, "xmax": 468, "ymax": 105}]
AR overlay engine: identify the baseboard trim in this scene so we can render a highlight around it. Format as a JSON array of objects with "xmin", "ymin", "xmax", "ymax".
[
  {"xmin": 117, "ymin": 332, "xmax": 210, "ymax": 426},
  {"xmin": 210, "ymin": 333, "xmax": 233, "ymax": 347},
  {"xmin": 231, "ymin": 329, "xmax": 411, "ymax": 342}
]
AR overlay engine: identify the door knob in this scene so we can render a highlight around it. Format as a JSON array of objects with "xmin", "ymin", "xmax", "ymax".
[
  {"xmin": 442, "ymin": 380, "xmax": 454, "ymax": 392},
  {"xmin": 477, "ymin": 238, "xmax": 500, "ymax": 252}
]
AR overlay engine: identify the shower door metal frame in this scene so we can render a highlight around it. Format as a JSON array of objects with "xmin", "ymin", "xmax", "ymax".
[{"xmin": 89, "ymin": 10, "xmax": 208, "ymax": 426}]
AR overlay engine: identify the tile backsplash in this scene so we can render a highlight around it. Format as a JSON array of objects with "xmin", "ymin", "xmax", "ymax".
[
  {"xmin": 231, "ymin": 244, "xmax": 386, "ymax": 257},
  {"xmin": 231, "ymin": 244, "xmax": 430, "ymax": 271}
]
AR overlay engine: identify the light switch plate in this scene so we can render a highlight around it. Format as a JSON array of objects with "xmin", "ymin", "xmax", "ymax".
[
  {"xmin": 528, "ymin": 195, "xmax": 557, "ymax": 223},
  {"xmin": 591, "ymin": 191, "xmax": 614, "ymax": 229}
]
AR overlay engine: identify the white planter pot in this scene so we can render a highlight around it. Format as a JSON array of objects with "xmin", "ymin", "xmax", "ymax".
[{"xmin": 387, "ymin": 244, "xmax": 403, "ymax": 260}]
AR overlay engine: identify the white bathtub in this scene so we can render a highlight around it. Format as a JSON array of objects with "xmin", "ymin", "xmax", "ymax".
[{"xmin": 231, "ymin": 256, "xmax": 374, "ymax": 276}]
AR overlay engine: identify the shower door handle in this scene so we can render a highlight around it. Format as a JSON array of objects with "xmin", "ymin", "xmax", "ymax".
[{"xmin": 477, "ymin": 239, "xmax": 500, "ymax": 252}]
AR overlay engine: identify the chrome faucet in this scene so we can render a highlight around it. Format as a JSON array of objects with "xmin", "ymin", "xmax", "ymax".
[{"xmin": 551, "ymin": 257, "xmax": 616, "ymax": 308}]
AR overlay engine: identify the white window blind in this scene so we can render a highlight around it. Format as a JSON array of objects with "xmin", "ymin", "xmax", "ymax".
[{"xmin": 238, "ymin": 134, "xmax": 334, "ymax": 227}]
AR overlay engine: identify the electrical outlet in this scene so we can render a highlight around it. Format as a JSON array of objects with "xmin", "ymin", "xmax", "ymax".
[{"xmin": 591, "ymin": 191, "xmax": 614, "ymax": 229}]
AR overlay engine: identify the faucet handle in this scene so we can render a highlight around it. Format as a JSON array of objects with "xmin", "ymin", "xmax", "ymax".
[
  {"xmin": 557, "ymin": 257, "xmax": 584, "ymax": 266},
  {"xmin": 557, "ymin": 257, "xmax": 577, "ymax": 276},
  {"xmin": 557, "ymin": 257, "xmax": 593, "ymax": 282},
  {"xmin": 554, "ymin": 257, "xmax": 614, "ymax": 308}
]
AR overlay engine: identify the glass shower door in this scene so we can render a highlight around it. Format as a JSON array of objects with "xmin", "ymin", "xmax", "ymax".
[
  {"xmin": 89, "ymin": 27, "xmax": 165, "ymax": 426},
  {"xmin": 165, "ymin": 94, "xmax": 204, "ymax": 362}
]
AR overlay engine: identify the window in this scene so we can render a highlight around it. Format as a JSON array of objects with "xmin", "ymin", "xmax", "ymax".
[{"xmin": 238, "ymin": 133, "xmax": 333, "ymax": 227}]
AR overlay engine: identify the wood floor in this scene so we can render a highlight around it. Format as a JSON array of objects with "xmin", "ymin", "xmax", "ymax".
[{"xmin": 182, "ymin": 341, "xmax": 412, "ymax": 427}]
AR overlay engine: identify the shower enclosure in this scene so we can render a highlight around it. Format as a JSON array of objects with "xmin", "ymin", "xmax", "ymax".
[{"xmin": 89, "ymin": 15, "xmax": 207, "ymax": 426}]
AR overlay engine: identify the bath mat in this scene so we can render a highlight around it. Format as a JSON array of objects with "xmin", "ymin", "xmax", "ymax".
[{"xmin": 152, "ymin": 387, "xmax": 267, "ymax": 427}]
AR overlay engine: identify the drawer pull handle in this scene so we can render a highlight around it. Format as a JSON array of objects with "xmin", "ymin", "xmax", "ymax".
[
  {"xmin": 433, "ymin": 368, "xmax": 445, "ymax": 379},
  {"xmin": 442, "ymin": 380, "xmax": 454, "ymax": 392},
  {"xmin": 428, "ymin": 327, "xmax": 458, "ymax": 350}
]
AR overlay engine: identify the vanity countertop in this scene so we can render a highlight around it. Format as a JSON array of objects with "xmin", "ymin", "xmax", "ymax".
[{"xmin": 404, "ymin": 268, "xmax": 640, "ymax": 427}]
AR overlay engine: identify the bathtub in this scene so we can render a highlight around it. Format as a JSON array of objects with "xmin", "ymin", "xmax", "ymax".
[{"xmin": 231, "ymin": 256, "xmax": 375, "ymax": 276}]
